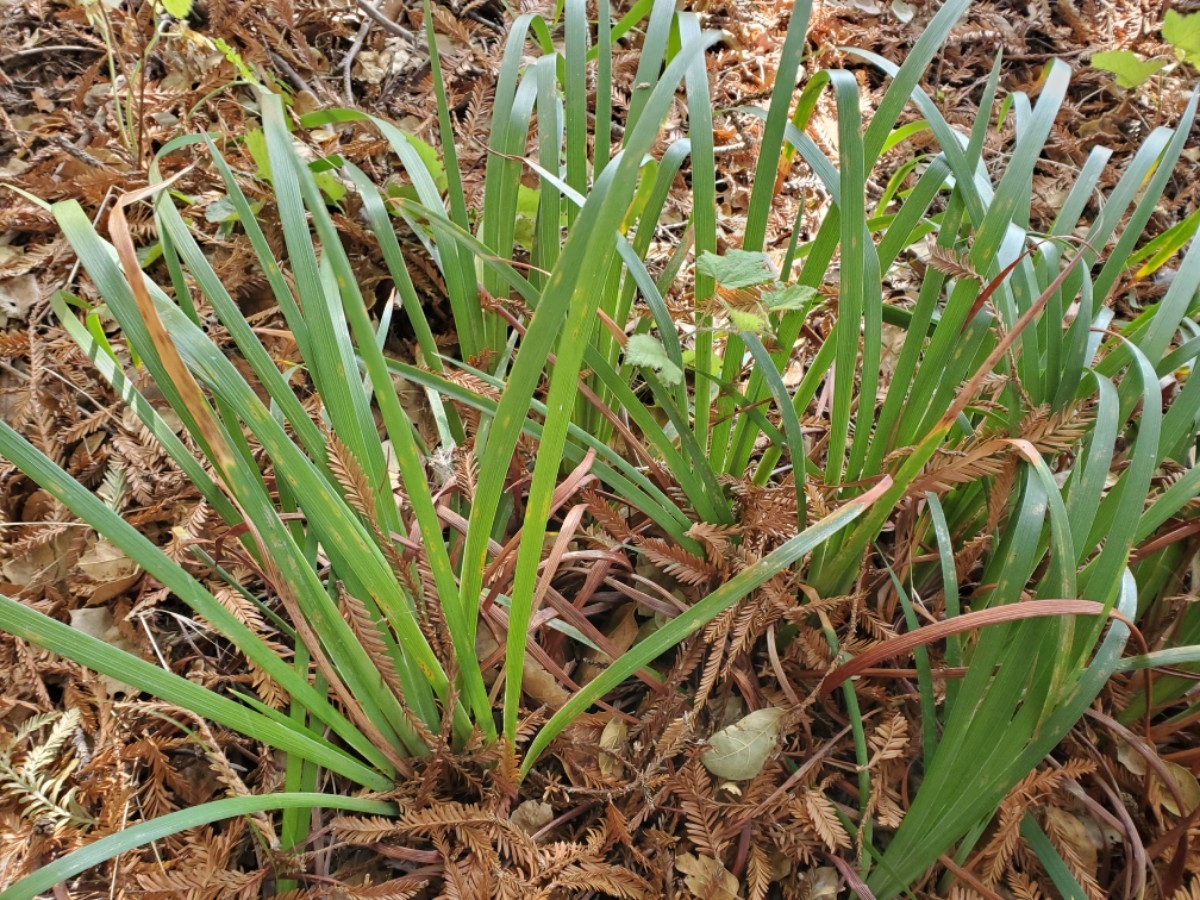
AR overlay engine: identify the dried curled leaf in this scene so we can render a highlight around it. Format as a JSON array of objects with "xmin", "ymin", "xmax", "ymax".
[
  {"xmin": 598, "ymin": 717, "xmax": 628, "ymax": 779},
  {"xmin": 701, "ymin": 707, "xmax": 785, "ymax": 781}
]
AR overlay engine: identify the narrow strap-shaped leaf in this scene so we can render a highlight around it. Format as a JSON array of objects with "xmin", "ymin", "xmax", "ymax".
[
  {"xmin": 458, "ymin": 34, "xmax": 721, "ymax": 741},
  {"xmin": 0, "ymin": 416, "xmax": 389, "ymax": 774},
  {"xmin": 564, "ymin": 0, "xmax": 589, "ymax": 211},
  {"xmin": 742, "ymin": 0, "xmax": 814, "ymax": 253},
  {"xmin": 422, "ymin": 0, "xmax": 471, "ymax": 233},
  {"xmin": 0, "ymin": 593, "xmax": 390, "ymax": 790},
  {"xmin": 743, "ymin": 332, "xmax": 807, "ymax": 532},
  {"xmin": 679, "ymin": 13, "xmax": 718, "ymax": 454},
  {"xmin": 56, "ymin": 199, "xmax": 422, "ymax": 757},
  {"xmin": 0, "ymin": 793, "xmax": 395, "ymax": 900},
  {"xmin": 522, "ymin": 478, "xmax": 889, "ymax": 774}
]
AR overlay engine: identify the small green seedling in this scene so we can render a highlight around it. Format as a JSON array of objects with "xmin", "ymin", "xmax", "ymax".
[{"xmin": 1091, "ymin": 10, "xmax": 1200, "ymax": 89}]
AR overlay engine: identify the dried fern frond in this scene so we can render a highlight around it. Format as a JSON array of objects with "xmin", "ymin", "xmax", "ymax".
[
  {"xmin": 865, "ymin": 713, "xmax": 909, "ymax": 769},
  {"xmin": 635, "ymin": 538, "xmax": 718, "ymax": 586},
  {"xmin": 673, "ymin": 759, "xmax": 728, "ymax": 859},
  {"xmin": 927, "ymin": 244, "xmax": 981, "ymax": 282},
  {"xmin": 0, "ymin": 708, "xmax": 95, "ymax": 831},
  {"xmin": 686, "ymin": 521, "xmax": 742, "ymax": 561},
  {"xmin": 800, "ymin": 788, "xmax": 851, "ymax": 853},
  {"xmin": 333, "ymin": 814, "xmax": 407, "ymax": 844},
  {"xmin": 581, "ymin": 486, "xmax": 634, "ymax": 542},
  {"xmin": 327, "ymin": 430, "xmax": 379, "ymax": 524},
  {"xmin": 335, "ymin": 877, "xmax": 430, "ymax": 899}
]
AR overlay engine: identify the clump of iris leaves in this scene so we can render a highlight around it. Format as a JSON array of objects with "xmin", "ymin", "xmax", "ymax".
[{"xmin": 3, "ymin": 0, "xmax": 1200, "ymax": 896}]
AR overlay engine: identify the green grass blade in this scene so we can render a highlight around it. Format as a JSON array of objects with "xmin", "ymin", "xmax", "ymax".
[
  {"xmin": 270, "ymin": 95, "xmax": 493, "ymax": 737},
  {"xmin": 49, "ymin": 292, "xmax": 238, "ymax": 525},
  {"xmin": 0, "ymin": 593, "xmax": 389, "ymax": 790},
  {"xmin": 564, "ymin": 0, "xmax": 588, "ymax": 215},
  {"xmin": 503, "ymin": 161, "xmax": 697, "ymax": 737},
  {"xmin": 422, "ymin": 0, "xmax": 471, "ymax": 233},
  {"xmin": 742, "ymin": 332, "xmax": 807, "ymax": 531},
  {"xmin": 522, "ymin": 481, "xmax": 886, "ymax": 774},
  {"xmin": 1093, "ymin": 88, "xmax": 1199, "ymax": 307},
  {"xmin": 826, "ymin": 70, "xmax": 879, "ymax": 486},
  {"xmin": 679, "ymin": 12, "xmax": 717, "ymax": 455},
  {"xmin": 624, "ymin": 0, "xmax": 674, "ymax": 136},
  {"xmin": 1019, "ymin": 814, "xmax": 1089, "ymax": 900},
  {"xmin": 742, "ymin": 0, "xmax": 813, "ymax": 253},
  {"xmin": 594, "ymin": 0, "xmax": 613, "ymax": 176},
  {"xmin": 0, "ymin": 415, "xmax": 391, "ymax": 773},
  {"xmin": 457, "ymin": 32, "xmax": 720, "ymax": 742},
  {"xmin": 61, "ymin": 193, "xmax": 442, "ymax": 752},
  {"xmin": 0, "ymin": 793, "xmax": 395, "ymax": 900}
]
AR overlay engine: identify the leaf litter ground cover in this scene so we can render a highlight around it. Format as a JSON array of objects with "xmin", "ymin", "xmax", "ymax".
[{"xmin": 1, "ymin": 0, "xmax": 1200, "ymax": 898}]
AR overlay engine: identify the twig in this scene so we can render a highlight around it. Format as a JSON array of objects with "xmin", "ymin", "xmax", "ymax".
[
  {"xmin": 343, "ymin": 19, "xmax": 372, "ymax": 103},
  {"xmin": 355, "ymin": 0, "xmax": 416, "ymax": 41},
  {"xmin": 265, "ymin": 44, "xmax": 315, "ymax": 97},
  {"xmin": 11, "ymin": 44, "xmax": 102, "ymax": 57},
  {"xmin": 465, "ymin": 8, "xmax": 505, "ymax": 34}
]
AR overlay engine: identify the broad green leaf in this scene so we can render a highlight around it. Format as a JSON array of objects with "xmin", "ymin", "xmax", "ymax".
[
  {"xmin": 160, "ymin": 0, "xmax": 193, "ymax": 18},
  {"xmin": 624, "ymin": 333, "xmax": 684, "ymax": 385},
  {"xmin": 402, "ymin": 128, "xmax": 449, "ymax": 193},
  {"xmin": 1165, "ymin": 10, "xmax": 1200, "ymax": 63},
  {"xmin": 204, "ymin": 196, "xmax": 238, "ymax": 223},
  {"xmin": 311, "ymin": 169, "xmax": 347, "ymax": 204},
  {"xmin": 1090, "ymin": 50, "xmax": 1167, "ymax": 89},
  {"xmin": 243, "ymin": 128, "xmax": 271, "ymax": 181},
  {"xmin": 763, "ymin": 282, "xmax": 819, "ymax": 311},
  {"xmin": 696, "ymin": 248, "xmax": 776, "ymax": 288}
]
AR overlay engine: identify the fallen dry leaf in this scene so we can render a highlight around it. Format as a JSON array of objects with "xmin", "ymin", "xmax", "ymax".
[
  {"xmin": 76, "ymin": 538, "xmax": 141, "ymax": 604},
  {"xmin": 68, "ymin": 607, "xmax": 140, "ymax": 696},
  {"xmin": 701, "ymin": 708, "xmax": 785, "ymax": 781},
  {"xmin": 598, "ymin": 716, "xmax": 628, "ymax": 779},
  {"xmin": 676, "ymin": 852, "xmax": 740, "ymax": 900},
  {"xmin": 510, "ymin": 799, "xmax": 554, "ymax": 837},
  {"xmin": 0, "ymin": 274, "xmax": 38, "ymax": 326}
]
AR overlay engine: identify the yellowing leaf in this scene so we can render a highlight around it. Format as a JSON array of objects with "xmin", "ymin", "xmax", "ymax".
[
  {"xmin": 1161, "ymin": 760, "xmax": 1200, "ymax": 816},
  {"xmin": 1090, "ymin": 50, "xmax": 1167, "ymax": 89},
  {"xmin": 1044, "ymin": 806, "xmax": 1100, "ymax": 878},
  {"xmin": 701, "ymin": 707, "xmax": 785, "ymax": 780},
  {"xmin": 1115, "ymin": 739, "xmax": 1200, "ymax": 817},
  {"xmin": 160, "ymin": 0, "xmax": 194, "ymax": 18},
  {"xmin": 1164, "ymin": 10, "xmax": 1200, "ymax": 63},
  {"xmin": 0, "ymin": 274, "xmax": 39, "ymax": 327},
  {"xmin": 798, "ymin": 866, "xmax": 841, "ymax": 899},
  {"xmin": 509, "ymin": 799, "xmax": 554, "ymax": 836},
  {"xmin": 1115, "ymin": 738, "xmax": 1147, "ymax": 776}
]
